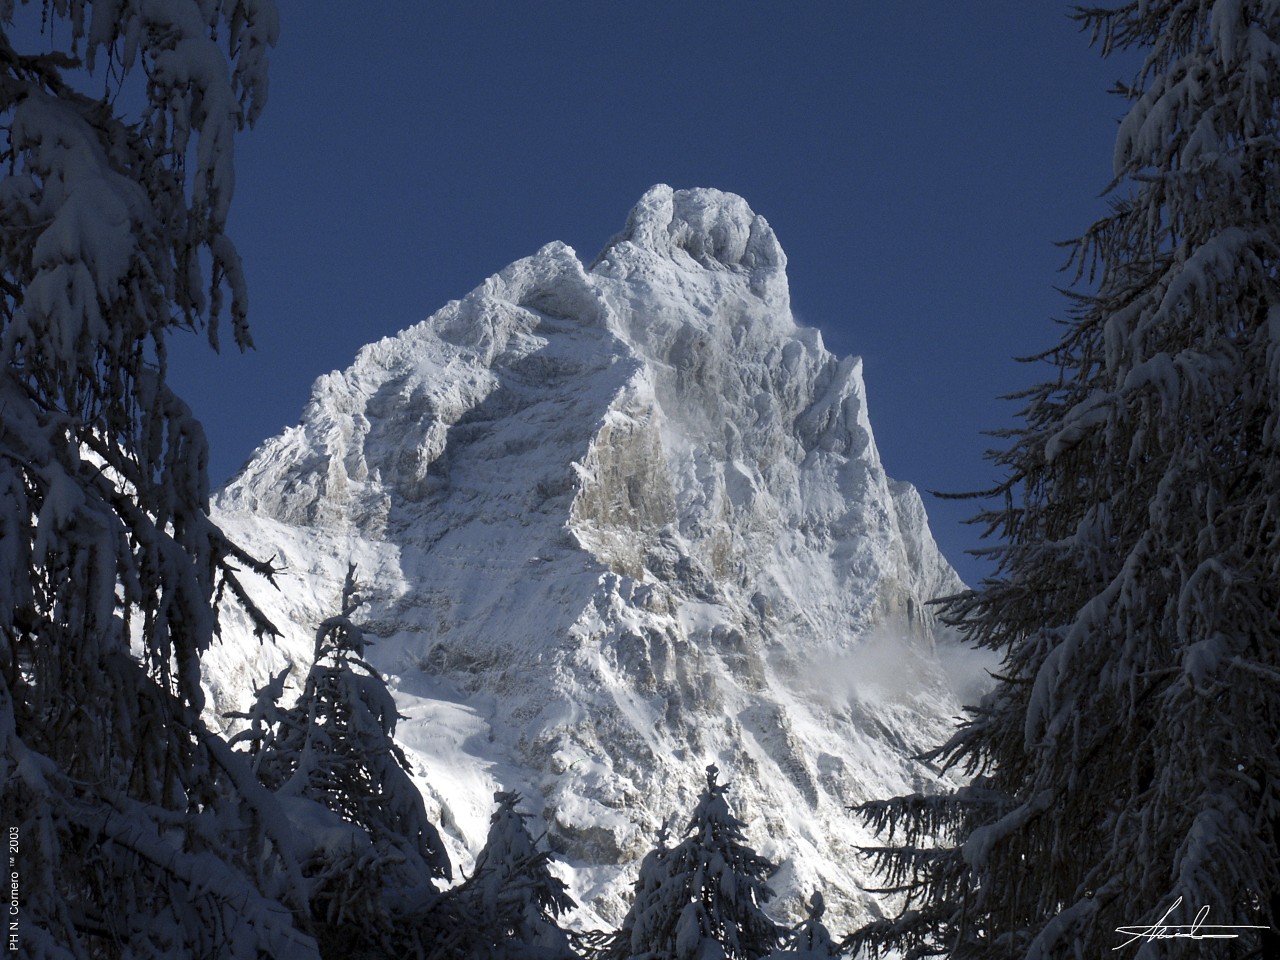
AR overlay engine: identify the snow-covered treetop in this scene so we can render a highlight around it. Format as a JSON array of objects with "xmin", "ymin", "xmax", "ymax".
[
  {"xmin": 686, "ymin": 764, "xmax": 759, "ymax": 852},
  {"xmin": 476, "ymin": 791, "xmax": 547, "ymax": 876}
]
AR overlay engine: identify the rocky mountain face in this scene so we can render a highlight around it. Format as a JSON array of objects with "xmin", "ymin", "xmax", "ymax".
[{"xmin": 204, "ymin": 185, "xmax": 971, "ymax": 930}]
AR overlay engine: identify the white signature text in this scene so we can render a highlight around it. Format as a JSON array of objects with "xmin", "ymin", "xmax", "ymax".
[{"xmin": 1114, "ymin": 897, "xmax": 1269, "ymax": 950}]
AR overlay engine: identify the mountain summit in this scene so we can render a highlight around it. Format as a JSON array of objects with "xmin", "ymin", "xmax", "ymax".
[{"xmin": 206, "ymin": 185, "xmax": 969, "ymax": 927}]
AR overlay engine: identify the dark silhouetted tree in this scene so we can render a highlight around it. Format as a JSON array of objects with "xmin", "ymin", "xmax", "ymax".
[
  {"xmin": 767, "ymin": 892, "xmax": 841, "ymax": 959},
  {"xmin": 458, "ymin": 790, "xmax": 577, "ymax": 959},
  {"xmin": 231, "ymin": 564, "xmax": 451, "ymax": 957},
  {"xmin": 848, "ymin": 2, "xmax": 1280, "ymax": 958},
  {"xmin": 0, "ymin": 2, "xmax": 324, "ymax": 956}
]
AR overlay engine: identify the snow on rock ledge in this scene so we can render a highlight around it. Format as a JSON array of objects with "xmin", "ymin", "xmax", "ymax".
[{"xmin": 204, "ymin": 186, "xmax": 970, "ymax": 932}]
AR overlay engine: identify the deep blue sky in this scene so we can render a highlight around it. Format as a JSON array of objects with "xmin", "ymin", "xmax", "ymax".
[{"xmin": 162, "ymin": 2, "xmax": 1135, "ymax": 587}]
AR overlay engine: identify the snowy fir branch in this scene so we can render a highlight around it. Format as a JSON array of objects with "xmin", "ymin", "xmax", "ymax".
[{"xmin": 849, "ymin": 2, "xmax": 1280, "ymax": 957}]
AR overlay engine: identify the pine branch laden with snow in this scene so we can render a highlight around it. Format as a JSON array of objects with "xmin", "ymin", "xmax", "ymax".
[
  {"xmin": 850, "ymin": 2, "xmax": 1280, "ymax": 958},
  {"xmin": 612, "ymin": 765, "xmax": 782, "ymax": 960},
  {"xmin": 0, "ymin": 2, "xmax": 313, "ymax": 957},
  {"xmin": 232, "ymin": 564, "xmax": 453, "ymax": 957},
  {"xmin": 843, "ymin": 783, "xmax": 1003, "ymax": 959}
]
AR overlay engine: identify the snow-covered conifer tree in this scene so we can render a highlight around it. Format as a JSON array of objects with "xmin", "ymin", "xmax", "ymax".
[
  {"xmin": 766, "ymin": 893, "xmax": 841, "ymax": 959},
  {"xmin": 612, "ymin": 765, "xmax": 780, "ymax": 960},
  {"xmin": 449, "ymin": 790, "xmax": 577, "ymax": 959},
  {"xmin": 232, "ymin": 565, "xmax": 452, "ymax": 957},
  {"xmin": 848, "ymin": 3, "xmax": 1280, "ymax": 958},
  {"xmin": 0, "ymin": 3, "xmax": 324, "ymax": 957},
  {"xmin": 609, "ymin": 824, "xmax": 676, "ymax": 959}
]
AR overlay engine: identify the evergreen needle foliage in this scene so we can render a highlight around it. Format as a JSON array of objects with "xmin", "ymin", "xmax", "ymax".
[
  {"xmin": 458, "ymin": 790, "xmax": 577, "ymax": 959},
  {"xmin": 848, "ymin": 2, "xmax": 1280, "ymax": 958},
  {"xmin": 230, "ymin": 564, "xmax": 452, "ymax": 957},
  {"xmin": 766, "ymin": 892, "xmax": 842, "ymax": 960},
  {"xmin": 0, "ymin": 2, "xmax": 322, "ymax": 957},
  {"xmin": 611, "ymin": 764, "xmax": 781, "ymax": 960}
]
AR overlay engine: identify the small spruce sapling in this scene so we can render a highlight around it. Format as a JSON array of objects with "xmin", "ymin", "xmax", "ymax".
[
  {"xmin": 613, "ymin": 764, "xmax": 781, "ymax": 960},
  {"xmin": 766, "ymin": 892, "xmax": 841, "ymax": 959},
  {"xmin": 461, "ymin": 790, "xmax": 577, "ymax": 959},
  {"xmin": 610, "ymin": 823, "xmax": 675, "ymax": 959}
]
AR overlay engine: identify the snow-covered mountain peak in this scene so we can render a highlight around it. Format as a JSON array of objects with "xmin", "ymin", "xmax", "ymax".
[
  {"xmin": 596, "ymin": 184, "xmax": 786, "ymax": 280},
  {"xmin": 206, "ymin": 186, "xmax": 971, "ymax": 931}
]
